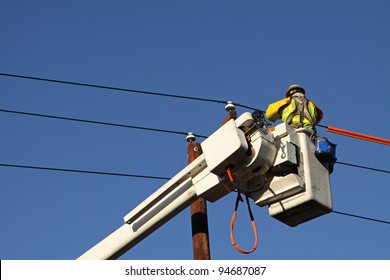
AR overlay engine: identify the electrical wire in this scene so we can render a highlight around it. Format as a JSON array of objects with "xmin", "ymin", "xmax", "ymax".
[
  {"xmin": 1, "ymin": 108, "xmax": 389, "ymax": 175},
  {"xmin": 0, "ymin": 163, "xmax": 170, "ymax": 180},
  {"xmin": 332, "ymin": 210, "xmax": 390, "ymax": 225},
  {"xmin": 0, "ymin": 108, "xmax": 207, "ymax": 139},
  {"xmin": 4, "ymin": 72, "xmax": 389, "ymax": 147},
  {"xmin": 4, "ymin": 107, "xmax": 390, "ymax": 156},
  {"xmin": 0, "ymin": 72, "xmax": 259, "ymax": 111},
  {"xmin": 2, "ymin": 73, "xmax": 389, "ymax": 247},
  {"xmin": 335, "ymin": 161, "xmax": 390, "ymax": 174},
  {"xmin": 1, "ymin": 163, "xmax": 388, "ymax": 225}
]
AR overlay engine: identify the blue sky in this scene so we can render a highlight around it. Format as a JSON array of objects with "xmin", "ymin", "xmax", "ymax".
[{"xmin": 0, "ymin": 0, "xmax": 389, "ymax": 260}]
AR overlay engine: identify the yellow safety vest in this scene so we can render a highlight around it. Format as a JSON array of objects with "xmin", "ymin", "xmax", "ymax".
[{"xmin": 281, "ymin": 97, "xmax": 320, "ymax": 132}]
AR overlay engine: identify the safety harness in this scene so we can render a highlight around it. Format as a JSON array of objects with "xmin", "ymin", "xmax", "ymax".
[{"xmin": 285, "ymin": 95, "xmax": 317, "ymax": 130}]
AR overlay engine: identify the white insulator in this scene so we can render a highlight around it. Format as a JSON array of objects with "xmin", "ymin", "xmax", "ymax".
[
  {"xmin": 186, "ymin": 132, "xmax": 196, "ymax": 142},
  {"xmin": 225, "ymin": 101, "xmax": 235, "ymax": 112}
]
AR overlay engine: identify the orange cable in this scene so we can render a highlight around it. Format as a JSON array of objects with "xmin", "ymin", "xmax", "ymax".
[{"xmin": 326, "ymin": 126, "xmax": 390, "ymax": 146}]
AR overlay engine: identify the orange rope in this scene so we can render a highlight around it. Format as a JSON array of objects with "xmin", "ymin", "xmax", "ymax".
[
  {"xmin": 226, "ymin": 167, "xmax": 259, "ymax": 254},
  {"xmin": 326, "ymin": 126, "xmax": 390, "ymax": 146},
  {"xmin": 229, "ymin": 194, "xmax": 259, "ymax": 254}
]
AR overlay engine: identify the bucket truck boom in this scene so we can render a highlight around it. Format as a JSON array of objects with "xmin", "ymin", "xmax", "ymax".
[{"xmin": 78, "ymin": 111, "xmax": 333, "ymax": 259}]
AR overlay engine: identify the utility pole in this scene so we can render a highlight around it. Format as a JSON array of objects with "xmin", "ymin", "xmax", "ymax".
[
  {"xmin": 187, "ymin": 132, "xmax": 211, "ymax": 260},
  {"xmin": 186, "ymin": 101, "xmax": 236, "ymax": 260}
]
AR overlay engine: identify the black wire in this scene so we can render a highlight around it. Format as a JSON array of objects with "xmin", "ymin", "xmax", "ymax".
[
  {"xmin": 332, "ymin": 210, "xmax": 390, "ymax": 225},
  {"xmin": 2, "ymin": 108, "xmax": 389, "ymax": 174},
  {"xmin": 3, "ymin": 73, "xmax": 390, "ymax": 228},
  {"xmin": 335, "ymin": 161, "xmax": 390, "ymax": 174},
  {"xmin": 0, "ymin": 163, "xmax": 170, "ymax": 180},
  {"xmin": 2, "ymin": 163, "xmax": 389, "ymax": 225},
  {"xmin": 0, "ymin": 108, "xmax": 207, "ymax": 139},
  {"xmin": 0, "ymin": 72, "xmax": 258, "ymax": 111}
]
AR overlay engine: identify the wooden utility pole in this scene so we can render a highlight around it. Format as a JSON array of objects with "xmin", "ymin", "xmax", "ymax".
[
  {"xmin": 186, "ymin": 101, "xmax": 236, "ymax": 260},
  {"xmin": 187, "ymin": 133, "xmax": 211, "ymax": 260}
]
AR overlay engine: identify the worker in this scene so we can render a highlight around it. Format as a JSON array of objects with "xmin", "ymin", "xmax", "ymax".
[
  {"xmin": 267, "ymin": 84, "xmax": 336, "ymax": 173},
  {"xmin": 266, "ymin": 84, "xmax": 323, "ymax": 134}
]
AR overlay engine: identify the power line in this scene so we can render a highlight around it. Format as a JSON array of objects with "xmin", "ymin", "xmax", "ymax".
[
  {"xmin": 1, "ymin": 162, "xmax": 389, "ymax": 227},
  {"xmin": 0, "ymin": 108, "xmax": 207, "ymax": 139},
  {"xmin": 317, "ymin": 124, "xmax": 328, "ymax": 129},
  {"xmin": 1, "ymin": 108, "xmax": 389, "ymax": 175},
  {"xmin": 1, "ymin": 163, "xmax": 389, "ymax": 225},
  {"xmin": 4, "ymin": 72, "xmax": 389, "ymax": 146},
  {"xmin": 335, "ymin": 161, "xmax": 390, "ymax": 174},
  {"xmin": 0, "ymin": 163, "xmax": 170, "ymax": 180},
  {"xmin": 5, "ymin": 107, "xmax": 390, "ymax": 153},
  {"xmin": 0, "ymin": 72, "xmax": 259, "ymax": 111},
  {"xmin": 332, "ymin": 210, "xmax": 390, "ymax": 225}
]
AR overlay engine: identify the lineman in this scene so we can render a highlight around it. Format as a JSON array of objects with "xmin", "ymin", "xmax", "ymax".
[
  {"xmin": 266, "ymin": 84, "xmax": 336, "ymax": 173},
  {"xmin": 266, "ymin": 84, "xmax": 323, "ymax": 134}
]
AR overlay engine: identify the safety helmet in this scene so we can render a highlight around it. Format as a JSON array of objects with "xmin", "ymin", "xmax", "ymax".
[{"xmin": 285, "ymin": 84, "xmax": 305, "ymax": 97}]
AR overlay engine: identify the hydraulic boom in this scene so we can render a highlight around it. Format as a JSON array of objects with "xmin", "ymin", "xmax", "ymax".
[{"xmin": 78, "ymin": 111, "xmax": 332, "ymax": 259}]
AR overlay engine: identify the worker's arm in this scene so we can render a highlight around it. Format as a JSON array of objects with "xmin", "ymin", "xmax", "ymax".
[{"xmin": 266, "ymin": 97, "xmax": 291, "ymax": 122}]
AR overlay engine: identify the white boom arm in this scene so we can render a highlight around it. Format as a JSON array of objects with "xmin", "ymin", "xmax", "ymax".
[
  {"xmin": 77, "ymin": 160, "xmax": 201, "ymax": 260},
  {"xmin": 78, "ymin": 112, "xmax": 332, "ymax": 259}
]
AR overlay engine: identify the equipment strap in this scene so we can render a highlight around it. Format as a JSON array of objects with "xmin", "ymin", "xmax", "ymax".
[
  {"xmin": 226, "ymin": 167, "xmax": 259, "ymax": 254},
  {"xmin": 302, "ymin": 100, "xmax": 316, "ymax": 128},
  {"xmin": 285, "ymin": 102, "xmax": 298, "ymax": 125},
  {"xmin": 286, "ymin": 97, "xmax": 316, "ymax": 129}
]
